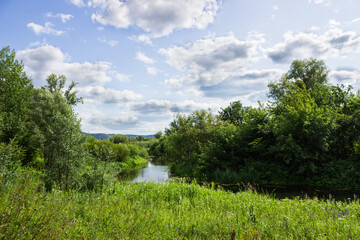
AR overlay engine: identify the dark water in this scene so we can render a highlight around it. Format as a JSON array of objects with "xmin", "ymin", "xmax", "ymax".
[
  {"xmin": 118, "ymin": 162, "xmax": 169, "ymax": 183},
  {"xmin": 118, "ymin": 163, "xmax": 359, "ymax": 201}
]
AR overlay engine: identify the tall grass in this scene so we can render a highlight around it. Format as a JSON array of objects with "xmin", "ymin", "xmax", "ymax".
[{"xmin": 1, "ymin": 173, "xmax": 359, "ymax": 239}]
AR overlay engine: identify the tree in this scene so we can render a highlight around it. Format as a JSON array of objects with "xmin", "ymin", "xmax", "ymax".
[
  {"xmin": 30, "ymin": 88, "xmax": 84, "ymax": 190},
  {"xmin": 268, "ymin": 58, "xmax": 329, "ymax": 100},
  {"xmin": 0, "ymin": 46, "xmax": 33, "ymax": 143},
  {"xmin": 45, "ymin": 74, "xmax": 83, "ymax": 106},
  {"xmin": 219, "ymin": 101, "xmax": 248, "ymax": 124},
  {"xmin": 0, "ymin": 46, "xmax": 34, "ymax": 165}
]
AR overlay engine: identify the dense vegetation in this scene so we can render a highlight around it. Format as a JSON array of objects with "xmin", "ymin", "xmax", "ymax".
[
  {"xmin": 0, "ymin": 46, "xmax": 148, "ymax": 192},
  {"xmin": 1, "ymin": 174, "xmax": 360, "ymax": 239},
  {"xmin": 150, "ymin": 59, "xmax": 360, "ymax": 188},
  {"xmin": 1, "ymin": 46, "xmax": 360, "ymax": 239}
]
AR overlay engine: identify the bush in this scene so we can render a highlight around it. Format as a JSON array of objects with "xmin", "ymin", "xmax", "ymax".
[{"xmin": 0, "ymin": 139, "xmax": 24, "ymax": 184}]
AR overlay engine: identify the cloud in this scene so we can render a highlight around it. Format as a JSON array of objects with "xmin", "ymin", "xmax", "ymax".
[
  {"xmin": 128, "ymin": 34, "xmax": 153, "ymax": 45},
  {"xmin": 82, "ymin": 86, "xmax": 143, "ymax": 104},
  {"xmin": 330, "ymin": 70, "xmax": 360, "ymax": 88},
  {"xmin": 267, "ymin": 28, "xmax": 360, "ymax": 63},
  {"xmin": 98, "ymin": 37, "xmax": 118, "ymax": 46},
  {"xmin": 131, "ymin": 99, "xmax": 215, "ymax": 114},
  {"xmin": 88, "ymin": 115, "xmax": 139, "ymax": 130},
  {"xmin": 45, "ymin": 12, "xmax": 74, "ymax": 23},
  {"xmin": 200, "ymin": 69, "xmax": 282, "ymax": 98},
  {"xmin": 87, "ymin": 0, "xmax": 220, "ymax": 37},
  {"xmin": 147, "ymin": 67, "xmax": 159, "ymax": 76},
  {"xmin": 116, "ymin": 73, "xmax": 131, "ymax": 82},
  {"xmin": 328, "ymin": 19, "xmax": 341, "ymax": 28},
  {"xmin": 69, "ymin": 0, "xmax": 85, "ymax": 7},
  {"xmin": 17, "ymin": 45, "xmax": 117, "ymax": 86},
  {"xmin": 160, "ymin": 32, "xmax": 264, "ymax": 87},
  {"xmin": 308, "ymin": 0, "xmax": 331, "ymax": 6},
  {"xmin": 27, "ymin": 22, "xmax": 65, "ymax": 35},
  {"xmin": 135, "ymin": 52, "xmax": 155, "ymax": 64}
]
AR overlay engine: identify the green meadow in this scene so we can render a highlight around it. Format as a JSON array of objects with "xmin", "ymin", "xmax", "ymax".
[{"xmin": 1, "ymin": 173, "xmax": 359, "ymax": 240}]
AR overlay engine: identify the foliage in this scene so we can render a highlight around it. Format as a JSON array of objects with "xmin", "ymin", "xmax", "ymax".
[
  {"xmin": 0, "ymin": 140, "xmax": 24, "ymax": 184},
  {"xmin": 0, "ymin": 46, "xmax": 34, "ymax": 164},
  {"xmin": 108, "ymin": 134, "xmax": 129, "ymax": 144},
  {"xmin": 1, "ymin": 176, "xmax": 360, "ymax": 239},
  {"xmin": 29, "ymin": 87, "xmax": 84, "ymax": 190},
  {"xmin": 162, "ymin": 59, "xmax": 360, "ymax": 187}
]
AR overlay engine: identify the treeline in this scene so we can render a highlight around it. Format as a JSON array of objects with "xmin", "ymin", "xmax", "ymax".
[
  {"xmin": 0, "ymin": 46, "xmax": 149, "ymax": 191},
  {"xmin": 150, "ymin": 59, "xmax": 360, "ymax": 188}
]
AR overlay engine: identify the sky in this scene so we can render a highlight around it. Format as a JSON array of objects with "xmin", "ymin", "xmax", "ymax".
[{"xmin": 1, "ymin": 0, "xmax": 360, "ymax": 135}]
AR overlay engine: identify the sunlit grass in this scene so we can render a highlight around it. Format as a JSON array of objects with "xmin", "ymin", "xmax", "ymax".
[{"xmin": 1, "ymin": 174, "xmax": 359, "ymax": 239}]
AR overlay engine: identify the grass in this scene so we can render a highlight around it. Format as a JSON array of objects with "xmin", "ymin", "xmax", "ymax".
[{"xmin": 1, "ymin": 174, "xmax": 360, "ymax": 239}]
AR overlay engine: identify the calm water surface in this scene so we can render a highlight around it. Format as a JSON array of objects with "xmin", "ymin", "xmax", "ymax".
[{"xmin": 120, "ymin": 162, "xmax": 170, "ymax": 183}]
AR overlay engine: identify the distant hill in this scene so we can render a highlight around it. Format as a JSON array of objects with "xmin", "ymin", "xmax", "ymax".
[{"xmin": 82, "ymin": 133, "xmax": 154, "ymax": 140}]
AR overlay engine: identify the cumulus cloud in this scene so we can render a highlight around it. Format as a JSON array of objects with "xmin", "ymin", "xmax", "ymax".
[
  {"xmin": 17, "ymin": 45, "xmax": 116, "ymax": 86},
  {"xmin": 200, "ymin": 69, "xmax": 282, "ymax": 98},
  {"xmin": 330, "ymin": 70, "xmax": 360, "ymax": 88},
  {"xmin": 131, "ymin": 99, "xmax": 215, "ymax": 114},
  {"xmin": 267, "ymin": 28, "xmax": 360, "ymax": 63},
  {"xmin": 82, "ymin": 86, "xmax": 143, "ymax": 104},
  {"xmin": 135, "ymin": 52, "xmax": 155, "ymax": 64},
  {"xmin": 160, "ymin": 33, "xmax": 264, "ymax": 88},
  {"xmin": 45, "ymin": 12, "xmax": 73, "ymax": 23},
  {"xmin": 27, "ymin": 22, "xmax": 65, "ymax": 35},
  {"xmin": 82, "ymin": 0, "xmax": 221, "ymax": 37}
]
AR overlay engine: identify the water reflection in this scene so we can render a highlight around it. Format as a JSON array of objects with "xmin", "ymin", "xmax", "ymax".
[{"xmin": 118, "ymin": 162, "xmax": 169, "ymax": 183}]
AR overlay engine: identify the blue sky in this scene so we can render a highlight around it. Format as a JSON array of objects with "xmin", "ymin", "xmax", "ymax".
[{"xmin": 1, "ymin": 0, "xmax": 360, "ymax": 134}]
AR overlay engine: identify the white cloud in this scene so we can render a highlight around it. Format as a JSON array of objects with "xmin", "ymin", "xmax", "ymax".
[
  {"xmin": 328, "ymin": 19, "xmax": 341, "ymax": 28},
  {"xmin": 147, "ymin": 67, "xmax": 159, "ymax": 76},
  {"xmin": 98, "ymin": 37, "xmax": 118, "ymax": 46},
  {"xmin": 135, "ymin": 52, "xmax": 155, "ymax": 64},
  {"xmin": 160, "ymin": 32, "xmax": 264, "ymax": 88},
  {"xmin": 69, "ymin": 0, "xmax": 85, "ymax": 7},
  {"xmin": 267, "ymin": 28, "xmax": 360, "ymax": 63},
  {"xmin": 330, "ymin": 70, "xmax": 360, "ymax": 88},
  {"xmin": 27, "ymin": 22, "xmax": 65, "ymax": 35},
  {"xmin": 308, "ymin": 0, "xmax": 331, "ymax": 6},
  {"xmin": 310, "ymin": 26, "xmax": 320, "ymax": 31},
  {"xmin": 131, "ymin": 99, "xmax": 216, "ymax": 114},
  {"xmin": 17, "ymin": 45, "xmax": 116, "ymax": 86},
  {"xmin": 46, "ymin": 12, "xmax": 74, "ymax": 23},
  {"xmin": 128, "ymin": 34, "xmax": 153, "ymax": 45},
  {"xmin": 88, "ymin": 0, "xmax": 221, "ymax": 37},
  {"xmin": 272, "ymin": 5, "xmax": 279, "ymax": 11},
  {"xmin": 351, "ymin": 18, "xmax": 360, "ymax": 24},
  {"xmin": 82, "ymin": 86, "xmax": 143, "ymax": 104},
  {"xmin": 116, "ymin": 73, "xmax": 131, "ymax": 82}
]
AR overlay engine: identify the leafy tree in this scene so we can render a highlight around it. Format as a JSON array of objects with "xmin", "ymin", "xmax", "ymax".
[
  {"xmin": 0, "ymin": 46, "xmax": 34, "ymax": 164},
  {"xmin": 219, "ymin": 101, "xmax": 248, "ymax": 124},
  {"xmin": 45, "ymin": 73, "xmax": 83, "ymax": 106},
  {"xmin": 164, "ymin": 110, "xmax": 217, "ymax": 177},
  {"xmin": 29, "ymin": 88, "xmax": 84, "ymax": 190},
  {"xmin": 268, "ymin": 58, "xmax": 329, "ymax": 100},
  {"xmin": 154, "ymin": 131, "xmax": 163, "ymax": 139},
  {"xmin": 108, "ymin": 134, "xmax": 129, "ymax": 144}
]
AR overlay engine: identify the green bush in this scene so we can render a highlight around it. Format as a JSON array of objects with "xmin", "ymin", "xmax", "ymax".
[{"xmin": 0, "ymin": 139, "xmax": 24, "ymax": 184}]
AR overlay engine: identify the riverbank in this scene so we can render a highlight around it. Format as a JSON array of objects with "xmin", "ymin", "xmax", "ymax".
[{"xmin": 1, "ymin": 174, "xmax": 359, "ymax": 239}]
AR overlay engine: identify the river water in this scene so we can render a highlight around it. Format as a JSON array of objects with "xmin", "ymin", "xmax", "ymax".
[
  {"xmin": 119, "ymin": 162, "xmax": 359, "ymax": 201},
  {"xmin": 119, "ymin": 162, "xmax": 170, "ymax": 183}
]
